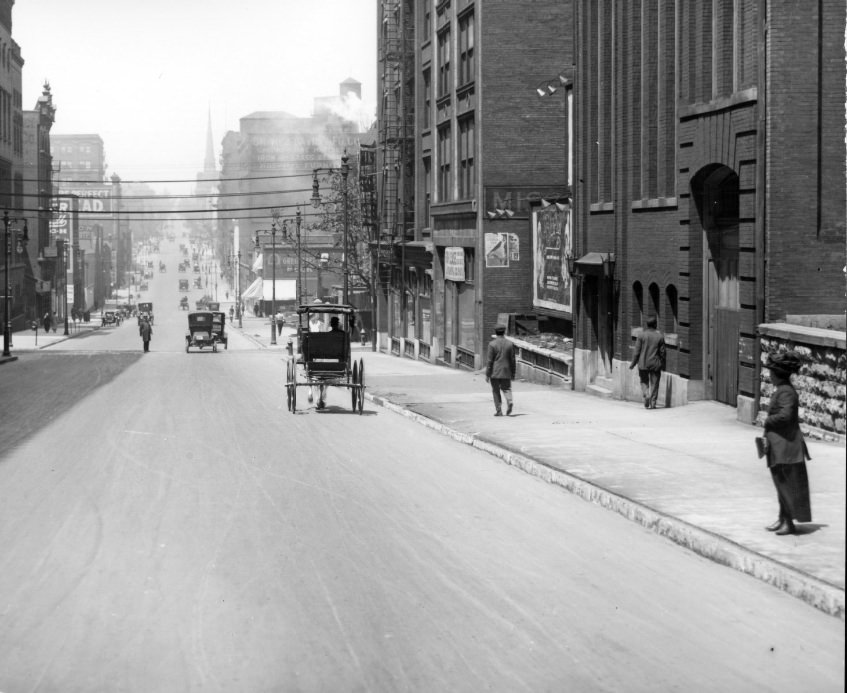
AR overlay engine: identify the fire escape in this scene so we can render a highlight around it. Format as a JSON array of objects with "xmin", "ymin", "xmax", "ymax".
[{"xmin": 377, "ymin": 0, "xmax": 415, "ymax": 293}]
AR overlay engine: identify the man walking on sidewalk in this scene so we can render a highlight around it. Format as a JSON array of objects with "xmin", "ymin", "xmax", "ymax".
[
  {"xmin": 485, "ymin": 324, "xmax": 516, "ymax": 417},
  {"xmin": 629, "ymin": 315, "xmax": 666, "ymax": 409}
]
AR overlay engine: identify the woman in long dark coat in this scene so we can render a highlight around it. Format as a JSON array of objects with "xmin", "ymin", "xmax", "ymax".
[{"xmin": 763, "ymin": 351, "xmax": 811, "ymax": 535}]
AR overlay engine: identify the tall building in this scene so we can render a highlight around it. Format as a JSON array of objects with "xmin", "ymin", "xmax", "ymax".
[
  {"xmin": 376, "ymin": 0, "xmax": 573, "ymax": 366},
  {"xmin": 0, "ymin": 0, "xmax": 27, "ymax": 332},
  {"xmin": 571, "ymin": 0, "xmax": 846, "ymax": 423},
  {"xmin": 218, "ymin": 83, "xmax": 368, "ymax": 306},
  {"xmin": 21, "ymin": 81, "xmax": 55, "ymax": 321},
  {"xmin": 51, "ymin": 133, "xmax": 111, "ymax": 311}
]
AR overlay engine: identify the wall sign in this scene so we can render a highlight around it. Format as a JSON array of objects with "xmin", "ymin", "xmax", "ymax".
[{"xmin": 444, "ymin": 247, "xmax": 465, "ymax": 281}]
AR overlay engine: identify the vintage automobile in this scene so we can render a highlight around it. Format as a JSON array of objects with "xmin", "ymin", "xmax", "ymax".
[
  {"xmin": 101, "ymin": 310, "xmax": 119, "ymax": 326},
  {"xmin": 207, "ymin": 302, "xmax": 220, "ymax": 311},
  {"xmin": 185, "ymin": 311, "xmax": 221, "ymax": 352},
  {"xmin": 210, "ymin": 311, "xmax": 228, "ymax": 349},
  {"xmin": 179, "ymin": 279, "xmax": 189, "ymax": 292},
  {"xmin": 285, "ymin": 303, "xmax": 364, "ymax": 414},
  {"xmin": 194, "ymin": 277, "xmax": 203, "ymax": 289},
  {"xmin": 137, "ymin": 302, "xmax": 154, "ymax": 325},
  {"xmin": 179, "ymin": 296, "xmax": 189, "ymax": 310},
  {"xmin": 140, "ymin": 282, "xmax": 149, "ymax": 292}
]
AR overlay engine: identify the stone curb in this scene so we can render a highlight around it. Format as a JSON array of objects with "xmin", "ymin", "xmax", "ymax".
[{"xmin": 365, "ymin": 391, "xmax": 845, "ymax": 620}]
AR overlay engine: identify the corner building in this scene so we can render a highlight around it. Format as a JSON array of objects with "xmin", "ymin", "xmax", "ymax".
[
  {"xmin": 571, "ymin": 0, "xmax": 845, "ymax": 418},
  {"xmin": 388, "ymin": 0, "xmax": 572, "ymax": 367}
]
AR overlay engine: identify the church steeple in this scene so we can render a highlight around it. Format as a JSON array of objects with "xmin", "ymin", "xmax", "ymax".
[{"xmin": 203, "ymin": 107, "xmax": 216, "ymax": 173}]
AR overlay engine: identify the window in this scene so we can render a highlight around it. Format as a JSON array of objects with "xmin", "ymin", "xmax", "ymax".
[
  {"xmin": 648, "ymin": 282, "xmax": 660, "ymax": 321},
  {"xmin": 423, "ymin": 68, "xmax": 432, "ymax": 130},
  {"xmin": 632, "ymin": 281, "xmax": 644, "ymax": 326},
  {"xmin": 458, "ymin": 11, "xmax": 474, "ymax": 86},
  {"xmin": 423, "ymin": 3, "xmax": 432, "ymax": 41},
  {"xmin": 437, "ymin": 124, "xmax": 451, "ymax": 201},
  {"xmin": 457, "ymin": 115, "xmax": 475, "ymax": 199},
  {"xmin": 423, "ymin": 156, "xmax": 432, "ymax": 225},
  {"xmin": 665, "ymin": 285, "xmax": 678, "ymax": 334},
  {"xmin": 437, "ymin": 28, "xmax": 451, "ymax": 97}
]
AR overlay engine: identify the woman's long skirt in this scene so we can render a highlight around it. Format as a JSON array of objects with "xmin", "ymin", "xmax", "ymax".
[{"xmin": 770, "ymin": 463, "xmax": 812, "ymax": 523}]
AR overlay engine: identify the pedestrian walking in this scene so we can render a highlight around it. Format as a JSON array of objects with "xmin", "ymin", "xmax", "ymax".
[
  {"xmin": 139, "ymin": 317, "xmax": 153, "ymax": 352},
  {"xmin": 485, "ymin": 324, "xmax": 516, "ymax": 416},
  {"xmin": 762, "ymin": 351, "xmax": 812, "ymax": 536},
  {"xmin": 629, "ymin": 315, "xmax": 666, "ymax": 409},
  {"xmin": 42, "ymin": 311, "xmax": 52, "ymax": 333},
  {"xmin": 276, "ymin": 309, "xmax": 285, "ymax": 336},
  {"xmin": 51, "ymin": 311, "xmax": 58, "ymax": 332}
]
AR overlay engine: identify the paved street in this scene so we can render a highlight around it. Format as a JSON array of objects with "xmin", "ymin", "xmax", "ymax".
[{"xmin": 0, "ymin": 240, "xmax": 843, "ymax": 691}]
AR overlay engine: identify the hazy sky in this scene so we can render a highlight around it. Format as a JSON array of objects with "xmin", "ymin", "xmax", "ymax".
[{"xmin": 14, "ymin": 0, "xmax": 377, "ymax": 185}]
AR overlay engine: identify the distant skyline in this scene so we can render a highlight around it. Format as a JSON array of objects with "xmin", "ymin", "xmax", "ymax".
[{"xmin": 13, "ymin": 0, "xmax": 377, "ymax": 186}]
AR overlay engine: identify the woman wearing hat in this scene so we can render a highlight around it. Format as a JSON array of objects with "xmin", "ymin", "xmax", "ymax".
[{"xmin": 763, "ymin": 351, "xmax": 811, "ymax": 535}]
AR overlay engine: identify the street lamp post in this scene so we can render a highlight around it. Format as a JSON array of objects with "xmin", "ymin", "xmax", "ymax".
[
  {"xmin": 311, "ymin": 151, "xmax": 350, "ymax": 305},
  {"xmin": 3, "ymin": 210, "xmax": 29, "ymax": 357},
  {"xmin": 59, "ymin": 239, "xmax": 69, "ymax": 336},
  {"xmin": 295, "ymin": 208, "xmax": 302, "ymax": 307},
  {"xmin": 256, "ymin": 221, "xmax": 282, "ymax": 345}
]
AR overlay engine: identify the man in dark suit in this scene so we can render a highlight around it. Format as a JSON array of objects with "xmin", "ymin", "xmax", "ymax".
[
  {"xmin": 485, "ymin": 324, "xmax": 516, "ymax": 416},
  {"xmin": 629, "ymin": 315, "xmax": 666, "ymax": 409}
]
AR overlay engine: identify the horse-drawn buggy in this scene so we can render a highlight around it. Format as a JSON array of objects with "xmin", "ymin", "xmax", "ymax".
[{"xmin": 285, "ymin": 303, "xmax": 364, "ymax": 413}]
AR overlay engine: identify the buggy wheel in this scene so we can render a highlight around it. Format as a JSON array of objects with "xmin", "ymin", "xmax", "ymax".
[
  {"xmin": 358, "ymin": 359, "xmax": 365, "ymax": 413},
  {"xmin": 351, "ymin": 361, "xmax": 359, "ymax": 410}
]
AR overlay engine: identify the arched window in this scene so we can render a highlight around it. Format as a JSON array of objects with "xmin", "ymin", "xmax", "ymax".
[
  {"xmin": 665, "ymin": 284, "xmax": 678, "ymax": 334},
  {"xmin": 648, "ymin": 282, "xmax": 661, "ymax": 321},
  {"xmin": 632, "ymin": 281, "xmax": 644, "ymax": 326}
]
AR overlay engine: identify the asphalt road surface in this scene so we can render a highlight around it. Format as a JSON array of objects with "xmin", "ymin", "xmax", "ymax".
[{"xmin": 0, "ymin": 239, "xmax": 843, "ymax": 692}]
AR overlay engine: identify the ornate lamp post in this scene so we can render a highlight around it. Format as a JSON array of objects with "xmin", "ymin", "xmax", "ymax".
[
  {"xmin": 311, "ymin": 151, "xmax": 350, "ymax": 305},
  {"xmin": 3, "ymin": 210, "xmax": 29, "ymax": 357}
]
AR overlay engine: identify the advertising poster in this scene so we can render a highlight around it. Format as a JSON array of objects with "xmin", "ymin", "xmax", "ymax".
[
  {"xmin": 484, "ymin": 233, "xmax": 509, "ymax": 268},
  {"xmin": 444, "ymin": 247, "xmax": 465, "ymax": 281},
  {"xmin": 532, "ymin": 205, "xmax": 571, "ymax": 313}
]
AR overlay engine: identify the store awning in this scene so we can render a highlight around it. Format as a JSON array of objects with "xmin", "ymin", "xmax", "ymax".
[
  {"xmin": 262, "ymin": 279, "xmax": 297, "ymax": 301},
  {"xmin": 251, "ymin": 254, "xmax": 263, "ymax": 272},
  {"xmin": 573, "ymin": 252, "xmax": 615, "ymax": 275},
  {"xmin": 241, "ymin": 277, "xmax": 263, "ymax": 300}
]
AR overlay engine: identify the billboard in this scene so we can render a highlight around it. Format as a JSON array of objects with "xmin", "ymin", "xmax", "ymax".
[{"xmin": 532, "ymin": 205, "xmax": 571, "ymax": 314}]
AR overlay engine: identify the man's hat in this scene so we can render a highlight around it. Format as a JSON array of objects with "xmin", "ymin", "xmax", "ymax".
[
  {"xmin": 494, "ymin": 324, "xmax": 506, "ymax": 335},
  {"xmin": 766, "ymin": 350, "xmax": 802, "ymax": 374}
]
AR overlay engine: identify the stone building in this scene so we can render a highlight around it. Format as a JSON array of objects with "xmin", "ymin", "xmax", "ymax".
[
  {"xmin": 0, "ymin": 0, "xmax": 26, "ymax": 332},
  {"xmin": 21, "ymin": 81, "xmax": 55, "ymax": 322}
]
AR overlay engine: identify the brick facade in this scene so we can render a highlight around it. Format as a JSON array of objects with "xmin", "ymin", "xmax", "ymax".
[{"xmin": 572, "ymin": 0, "xmax": 845, "ymax": 419}]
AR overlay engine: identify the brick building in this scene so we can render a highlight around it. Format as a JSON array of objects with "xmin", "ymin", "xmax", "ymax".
[
  {"xmin": 377, "ymin": 0, "xmax": 573, "ymax": 366},
  {"xmin": 571, "ymin": 0, "xmax": 846, "ymax": 420},
  {"xmin": 217, "ymin": 83, "xmax": 368, "ymax": 307}
]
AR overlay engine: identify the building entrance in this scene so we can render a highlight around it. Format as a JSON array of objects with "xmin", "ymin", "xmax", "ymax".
[{"xmin": 693, "ymin": 165, "xmax": 740, "ymax": 405}]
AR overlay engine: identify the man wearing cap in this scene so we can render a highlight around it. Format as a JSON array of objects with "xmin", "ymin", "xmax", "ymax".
[
  {"xmin": 485, "ymin": 324, "xmax": 516, "ymax": 416},
  {"xmin": 629, "ymin": 315, "xmax": 666, "ymax": 409}
]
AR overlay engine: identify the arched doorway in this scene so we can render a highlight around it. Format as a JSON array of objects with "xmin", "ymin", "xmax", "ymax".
[{"xmin": 692, "ymin": 164, "xmax": 740, "ymax": 405}]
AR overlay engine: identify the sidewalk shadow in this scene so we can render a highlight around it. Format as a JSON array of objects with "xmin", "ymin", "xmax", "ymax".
[{"xmin": 795, "ymin": 523, "xmax": 827, "ymax": 536}]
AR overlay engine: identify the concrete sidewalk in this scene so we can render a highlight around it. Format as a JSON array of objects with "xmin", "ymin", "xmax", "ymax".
[{"xmin": 238, "ymin": 314, "xmax": 845, "ymax": 619}]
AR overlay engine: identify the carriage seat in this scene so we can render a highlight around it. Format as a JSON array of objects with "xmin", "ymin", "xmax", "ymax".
[{"xmin": 303, "ymin": 331, "xmax": 347, "ymax": 363}]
